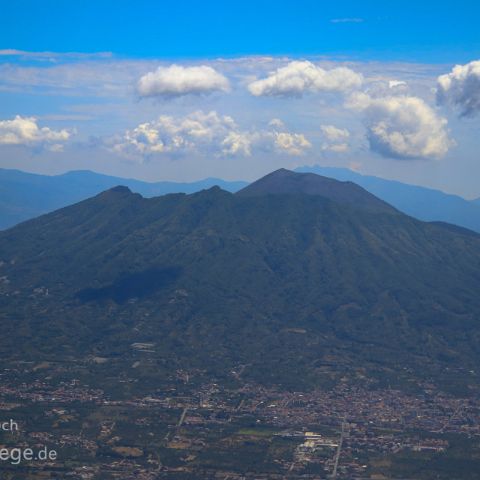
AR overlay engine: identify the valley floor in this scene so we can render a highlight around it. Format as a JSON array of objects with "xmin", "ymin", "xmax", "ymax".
[{"xmin": 1, "ymin": 361, "xmax": 480, "ymax": 479}]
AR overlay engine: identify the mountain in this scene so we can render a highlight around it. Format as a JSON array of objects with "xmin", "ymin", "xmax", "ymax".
[
  {"xmin": 3, "ymin": 166, "xmax": 480, "ymax": 234},
  {"xmin": 296, "ymin": 165, "xmax": 480, "ymax": 233},
  {"xmin": 0, "ymin": 168, "xmax": 247, "ymax": 230},
  {"xmin": 1, "ymin": 169, "xmax": 480, "ymax": 394},
  {"xmin": 238, "ymin": 168, "xmax": 397, "ymax": 214}
]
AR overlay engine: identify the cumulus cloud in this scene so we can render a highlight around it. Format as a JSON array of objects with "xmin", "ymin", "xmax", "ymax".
[
  {"xmin": 248, "ymin": 61, "xmax": 363, "ymax": 97},
  {"xmin": 137, "ymin": 64, "xmax": 230, "ymax": 98},
  {"xmin": 347, "ymin": 93, "xmax": 452, "ymax": 160},
  {"xmin": 112, "ymin": 111, "xmax": 311, "ymax": 159},
  {"xmin": 268, "ymin": 118, "xmax": 286, "ymax": 129},
  {"xmin": 320, "ymin": 124, "xmax": 350, "ymax": 153},
  {"xmin": 273, "ymin": 132, "xmax": 311, "ymax": 155},
  {"xmin": 113, "ymin": 111, "xmax": 235, "ymax": 156},
  {"xmin": 267, "ymin": 118, "xmax": 312, "ymax": 154},
  {"xmin": 437, "ymin": 60, "xmax": 480, "ymax": 116},
  {"xmin": 0, "ymin": 115, "xmax": 72, "ymax": 151},
  {"xmin": 320, "ymin": 124, "xmax": 350, "ymax": 142},
  {"xmin": 221, "ymin": 131, "xmax": 253, "ymax": 156},
  {"xmin": 388, "ymin": 80, "xmax": 407, "ymax": 89}
]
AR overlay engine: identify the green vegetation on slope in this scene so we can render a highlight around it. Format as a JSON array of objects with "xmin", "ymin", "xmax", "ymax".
[{"xmin": 1, "ymin": 170, "xmax": 480, "ymax": 391}]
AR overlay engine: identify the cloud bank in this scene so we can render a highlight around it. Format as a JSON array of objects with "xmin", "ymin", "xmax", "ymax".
[
  {"xmin": 437, "ymin": 60, "xmax": 480, "ymax": 116},
  {"xmin": 0, "ymin": 55, "xmax": 466, "ymax": 174},
  {"xmin": 112, "ymin": 111, "xmax": 311, "ymax": 159},
  {"xmin": 248, "ymin": 61, "xmax": 363, "ymax": 97},
  {"xmin": 137, "ymin": 64, "xmax": 230, "ymax": 98},
  {"xmin": 348, "ymin": 93, "xmax": 452, "ymax": 159}
]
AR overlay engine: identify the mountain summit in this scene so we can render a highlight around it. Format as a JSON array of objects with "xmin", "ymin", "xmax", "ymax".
[
  {"xmin": 1, "ymin": 170, "xmax": 480, "ymax": 391},
  {"xmin": 237, "ymin": 168, "xmax": 396, "ymax": 213}
]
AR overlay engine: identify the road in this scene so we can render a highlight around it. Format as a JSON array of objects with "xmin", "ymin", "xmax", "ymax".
[
  {"xmin": 177, "ymin": 407, "xmax": 188, "ymax": 427},
  {"xmin": 164, "ymin": 406, "xmax": 189, "ymax": 442},
  {"xmin": 331, "ymin": 419, "xmax": 347, "ymax": 479}
]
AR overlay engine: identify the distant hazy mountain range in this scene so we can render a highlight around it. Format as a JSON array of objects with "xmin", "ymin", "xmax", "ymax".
[
  {"xmin": 1, "ymin": 166, "xmax": 480, "ymax": 232},
  {"xmin": 0, "ymin": 168, "xmax": 248, "ymax": 230},
  {"xmin": 296, "ymin": 166, "xmax": 480, "ymax": 234}
]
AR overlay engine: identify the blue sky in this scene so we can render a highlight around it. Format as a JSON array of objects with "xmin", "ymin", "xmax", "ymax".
[
  {"xmin": 2, "ymin": 0, "xmax": 480, "ymax": 62},
  {"xmin": 1, "ymin": 1, "xmax": 480, "ymax": 198},
  {"xmin": 0, "ymin": 0, "xmax": 480, "ymax": 62}
]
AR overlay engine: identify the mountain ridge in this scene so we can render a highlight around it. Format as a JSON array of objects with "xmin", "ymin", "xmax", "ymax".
[
  {"xmin": 1, "ymin": 169, "xmax": 480, "ymax": 393},
  {"xmin": 0, "ymin": 167, "xmax": 247, "ymax": 230},
  {"xmin": 3, "ymin": 165, "xmax": 480, "ymax": 232}
]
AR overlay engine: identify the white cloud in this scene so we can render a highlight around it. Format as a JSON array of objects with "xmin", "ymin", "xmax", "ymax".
[
  {"xmin": 266, "ymin": 119, "xmax": 311, "ymax": 153},
  {"xmin": 437, "ymin": 60, "xmax": 480, "ymax": 116},
  {"xmin": 320, "ymin": 124, "xmax": 350, "ymax": 153},
  {"xmin": 221, "ymin": 131, "xmax": 253, "ymax": 156},
  {"xmin": 137, "ymin": 64, "xmax": 230, "ymax": 98},
  {"xmin": 48, "ymin": 143, "xmax": 66, "ymax": 152},
  {"xmin": 112, "ymin": 111, "xmax": 311, "ymax": 159},
  {"xmin": 330, "ymin": 18, "xmax": 364, "ymax": 23},
  {"xmin": 268, "ymin": 118, "xmax": 286, "ymax": 129},
  {"xmin": 0, "ymin": 49, "xmax": 112, "ymax": 60},
  {"xmin": 0, "ymin": 61, "xmax": 145, "ymax": 97},
  {"xmin": 0, "ymin": 115, "xmax": 72, "ymax": 150},
  {"xmin": 388, "ymin": 80, "xmax": 407, "ymax": 89},
  {"xmin": 347, "ymin": 93, "xmax": 452, "ymax": 159},
  {"xmin": 324, "ymin": 143, "xmax": 349, "ymax": 153},
  {"xmin": 113, "ymin": 111, "xmax": 234, "ymax": 156},
  {"xmin": 273, "ymin": 132, "xmax": 311, "ymax": 155},
  {"xmin": 248, "ymin": 61, "xmax": 363, "ymax": 97},
  {"xmin": 320, "ymin": 124, "xmax": 350, "ymax": 142}
]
